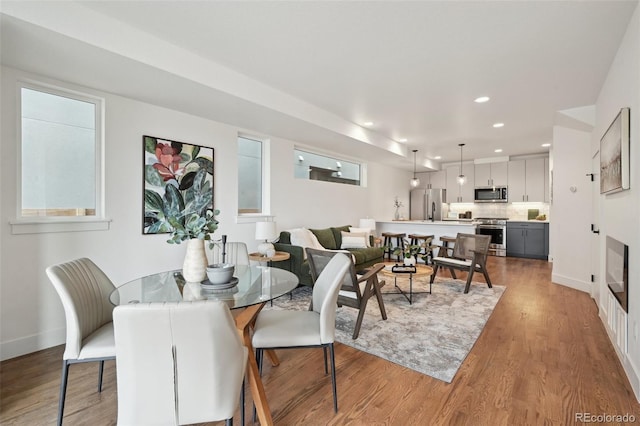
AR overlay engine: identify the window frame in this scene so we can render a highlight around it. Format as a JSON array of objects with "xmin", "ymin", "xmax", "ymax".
[
  {"xmin": 236, "ymin": 133, "xmax": 272, "ymax": 223},
  {"xmin": 293, "ymin": 147, "xmax": 364, "ymax": 187},
  {"xmin": 11, "ymin": 80, "xmax": 109, "ymax": 234}
]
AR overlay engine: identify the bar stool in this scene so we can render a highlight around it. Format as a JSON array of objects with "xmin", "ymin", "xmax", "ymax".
[
  {"xmin": 408, "ymin": 234, "xmax": 435, "ymax": 264},
  {"xmin": 382, "ymin": 232, "xmax": 406, "ymax": 262},
  {"xmin": 439, "ymin": 235, "xmax": 457, "ymax": 258}
]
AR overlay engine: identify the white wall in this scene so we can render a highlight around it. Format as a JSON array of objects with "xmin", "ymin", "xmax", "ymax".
[
  {"xmin": 593, "ymin": 3, "xmax": 640, "ymax": 400},
  {"xmin": 0, "ymin": 66, "xmax": 412, "ymax": 360},
  {"xmin": 550, "ymin": 126, "xmax": 592, "ymax": 292}
]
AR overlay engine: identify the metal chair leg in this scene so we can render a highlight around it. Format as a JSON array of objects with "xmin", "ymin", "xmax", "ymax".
[
  {"xmin": 329, "ymin": 344, "xmax": 338, "ymax": 413},
  {"xmin": 98, "ymin": 360, "xmax": 104, "ymax": 392},
  {"xmin": 323, "ymin": 346, "xmax": 328, "ymax": 374},
  {"xmin": 225, "ymin": 418, "xmax": 233, "ymax": 426},
  {"xmin": 57, "ymin": 360, "xmax": 70, "ymax": 426},
  {"xmin": 240, "ymin": 379, "xmax": 245, "ymax": 426}
]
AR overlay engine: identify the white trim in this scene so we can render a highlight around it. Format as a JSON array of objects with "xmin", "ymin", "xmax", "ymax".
[
  {"xmin": 16, "ymin": 80, "xmax": 107, "ymax": 229},
  {"xmin": 0, "ymin": 327, "xmax": 66, "ymax": 361},
  {"xmin": 236, "ymin": 214, "xmax": 275, "ymax": 224},
  {"xmin": 550, "ymin": 273, "xmax": 591, "ymax": 293},
  {"xmin": 10, "ymin": 218, "xmax": 112, "ymax": 234}
]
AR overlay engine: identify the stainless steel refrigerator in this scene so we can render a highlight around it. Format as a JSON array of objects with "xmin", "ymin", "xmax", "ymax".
[{"xmin": 410, "ymin": 188, "xmax": 446, "ymax": 221}]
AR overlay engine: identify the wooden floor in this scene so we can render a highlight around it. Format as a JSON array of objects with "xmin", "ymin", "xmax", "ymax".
[{"xmin": 2, "ymin": 257, "xmax": 639, "ymax": 425}]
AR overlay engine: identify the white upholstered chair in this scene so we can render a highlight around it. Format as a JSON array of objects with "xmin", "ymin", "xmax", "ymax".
[
  {"xmin": 113, "ymin": 301, "xmax": 247, "ymax": 426},
  {"xmin": 209, "ymin": 241, "xmax": 250, "ymax": 266},
  {"xmin": 46, "ymin": 258, "xmax": 117, "ymax": 426},
  {"xmin": 251, "ymin": 253, "xmax": 352, "ymax": 412}
]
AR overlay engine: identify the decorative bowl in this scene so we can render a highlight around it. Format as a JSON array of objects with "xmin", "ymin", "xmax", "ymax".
[{"xmin": 206, "ymin": 263, "xmax": 235, "ymax": 284}]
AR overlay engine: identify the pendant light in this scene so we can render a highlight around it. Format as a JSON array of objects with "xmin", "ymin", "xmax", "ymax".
[
  {"xmin": 410, "ymin": 149, "xmax": 420, "ymax": 188},
  {"xmin": 456, "ymin": 143, "xmax": 466, "ymax": 185}
]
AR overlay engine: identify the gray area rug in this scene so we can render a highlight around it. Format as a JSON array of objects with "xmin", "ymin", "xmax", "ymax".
[{"xmin": 268, "ymin": 277, "xmax": 506, "ymax": 383}]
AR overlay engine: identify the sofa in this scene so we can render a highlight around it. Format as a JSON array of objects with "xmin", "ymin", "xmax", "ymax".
[{"xmin": 272, "ymin": 225, "xmax": 384, "ymax": 287}]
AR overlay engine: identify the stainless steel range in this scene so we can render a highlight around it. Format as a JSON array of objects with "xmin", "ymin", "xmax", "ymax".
[{"xmin": 475, "ymin": 217, "xmax": 508, "ymax": 257}]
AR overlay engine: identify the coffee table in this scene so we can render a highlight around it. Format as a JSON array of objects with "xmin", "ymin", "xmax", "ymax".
[{"xmin": 377, "ymin": 263, "xmax": 434, "ymax": 304}]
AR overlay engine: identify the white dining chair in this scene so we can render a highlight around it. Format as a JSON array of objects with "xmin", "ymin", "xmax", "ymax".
[
  {"xmin": 46, "ymin": 258, "xmax": 117, "ymax": 426},
  {"xmin": 251, "ymin": 253, "xmax": 351, "ymax": 412},
  {"xmin": 113, "ymin": 301, "xmax": 248, "ymax": 426},
  {"xmin": 209, "ymin": 241, "xmax": 250, "ymax": 265}
]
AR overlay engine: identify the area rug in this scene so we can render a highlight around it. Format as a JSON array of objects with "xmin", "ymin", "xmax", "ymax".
[{"xmin": 267, "ymin": 277, "xmax": 506, "ymax": 383}]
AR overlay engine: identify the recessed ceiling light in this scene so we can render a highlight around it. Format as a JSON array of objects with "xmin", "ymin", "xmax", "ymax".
[
  {"xmin": 494, "ymin": 149, "xmax": 503, "ymax": 153},
  {"xmin": 398, "ymin": 138, "xmax": 407, "ymax": 142},
  {"xmin": 363, "ymin": 121, "xmax": 374, "ymax": 126},
  {"xmin": 493, "ymin": 123, "xmax": 504, "ymax": 128},
  {"xmin": 474, "ymin": 96, "xmax": 490, "ymax": 103},
  {"xmin": 542, "ymin": 143, "xmax": 551, "ymax": 147},
  {"xmin": 434, "ymin": 156, "xmax": 442, "ymax": 160}
]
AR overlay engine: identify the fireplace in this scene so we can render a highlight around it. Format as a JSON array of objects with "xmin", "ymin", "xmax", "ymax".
[{"xmin": 606, "ymin": 236, "xmax": 628, "ymax": 313}]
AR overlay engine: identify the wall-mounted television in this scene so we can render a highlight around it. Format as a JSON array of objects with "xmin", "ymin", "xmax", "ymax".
[
  {"xmin": 606, "ymin": 236, "xmax": 628, "ymax": 312},
  {"xmin": 600, "ymin": 107, "xmax": 630, "ymax": 194}
]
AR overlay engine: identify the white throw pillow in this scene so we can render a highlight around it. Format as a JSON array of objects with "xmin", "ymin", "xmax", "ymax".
[
  {"xmin": 341, "ymin": 231, "xmax": 368, "ymax": 249},
  {"xmin": 288, "ymin": 228, "xmax": 324, "ymax": 259},
  {"xmin": 349, "ymin": 227, "xmax": 372, "ymax": 247}
]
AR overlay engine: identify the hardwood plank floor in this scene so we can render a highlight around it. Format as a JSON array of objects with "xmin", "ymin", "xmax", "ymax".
[{"xmin": 1, "ymin": 257, "xmax": 639, "ymax": 425}]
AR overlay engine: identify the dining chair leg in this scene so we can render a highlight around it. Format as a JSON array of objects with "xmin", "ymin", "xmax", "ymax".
[
  {"xmin": 239, "ymin": 380, "xmax": 245, "ymax": 426},
  {"xmin": 225, "ymin": 418, "xmax": 233, "ymax": 426},
  {"xmin": 323, "ymin": 346, "xmax": 328, "ymax": 374},
  {"xmin": 329, "ymin": 343, "xmax": 338, "ymax": 413},
  {"xmin": 98, "ymin": 360, "xmax": 104, "ymax": 392},
  {"xmin": 57, "ymin": 360, "xmax": 70, "ymax": 426}
]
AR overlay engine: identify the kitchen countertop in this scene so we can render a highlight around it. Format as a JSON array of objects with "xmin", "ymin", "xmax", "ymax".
[{"xmin": 376, "ymin": 220, "xmax": 478, "ymax": 226}]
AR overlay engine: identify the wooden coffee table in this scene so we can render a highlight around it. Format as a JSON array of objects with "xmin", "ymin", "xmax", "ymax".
[{"xmin": 377, "ymin": 263, "xmax": 434, "ymax": 304}]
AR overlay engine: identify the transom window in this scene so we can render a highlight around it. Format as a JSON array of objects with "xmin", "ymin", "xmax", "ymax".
[{"xmin": 294, "ymin": 149, "xmax": 361, "ymax": 186}]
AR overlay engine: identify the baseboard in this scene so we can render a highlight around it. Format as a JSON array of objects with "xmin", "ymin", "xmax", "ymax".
[
  {"xmin": 0, "ymin": 328, "xmax": 65, "ymax": 361},
  {"xmin": 598, "ymin": 309, "xmax": 640, "ymax": 403},
  {"xmin": 551, "ymin": 273, "xmax": 590, "ymax": 293}
]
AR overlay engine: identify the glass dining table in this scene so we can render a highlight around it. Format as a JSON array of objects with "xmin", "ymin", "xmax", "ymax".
[{"xmin": 110, "ymin": 264, "xmax": 299, "ymax": 426}]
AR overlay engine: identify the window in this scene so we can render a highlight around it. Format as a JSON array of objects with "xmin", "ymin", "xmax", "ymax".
[
  {"xmin": 12, "ymin": 83, "xmax": 106, "ymax": 234},
  {"xmin": 237, "ymin": 135, "xmax": 264, "ymax": 214},
  {"xmin": 294, "ymin": 149, "xmax": 361, "ymax": 186}
]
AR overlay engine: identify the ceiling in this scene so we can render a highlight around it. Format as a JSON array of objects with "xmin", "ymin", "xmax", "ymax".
[{"xmin": 1, "ymin": 1, "xmax": 637, "ymax": 171}]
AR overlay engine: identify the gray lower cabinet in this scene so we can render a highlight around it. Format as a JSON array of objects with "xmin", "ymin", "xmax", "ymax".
[{"xmin": 506, "ymin": 222, "xmax": 549, "ymax": 259}]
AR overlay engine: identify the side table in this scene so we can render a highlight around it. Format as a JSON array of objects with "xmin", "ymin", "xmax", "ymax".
[{"xmin": 249, "ymin": 251, "xmax": 291, "ymax": 268}]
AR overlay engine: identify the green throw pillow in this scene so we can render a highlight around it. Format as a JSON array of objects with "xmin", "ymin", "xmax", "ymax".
[{"xmin": 331, "ymin": 225, "xmax": 351, "ymax": 249}]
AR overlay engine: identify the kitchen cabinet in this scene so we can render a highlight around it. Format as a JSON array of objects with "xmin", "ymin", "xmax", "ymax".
[
  {"xmin": 507, "ymin": 158, "xmax": 546, "ymax": 202},
  {"xmin": 506, "ymin": 221, "xmax": 549, "ymax": 259},
  {"xmin": 446, "ymin": 163, "xmax": 475, "ymax": 203},
  {"xmin": 415, "ymin": 170, "xmax": 446, "ymax": 189},
  {"xmin": 474, "ymin": 162, "xmax": 508, "ymax": 187}
]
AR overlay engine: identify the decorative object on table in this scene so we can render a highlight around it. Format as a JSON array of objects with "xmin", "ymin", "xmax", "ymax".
[
  {"xmin": 456, "ymin": 143, "xmax": 466, "ymax": 185},
  {"xmin": 410, "ymin": 149, "xmax": 420, "ymax": 188},
  {"xmin": 392, "ymin": 238, "xmax": 429, "ymax": 266},
  {"xmin": 206, "ymin": 263, "xmax": 235, "ymax": 285},
  {"xmin": 255, "ymin": 221, "xmax": 278, "ymax": 256},
  {"xmin": 391, "ymin": 264, "xmax": 417, "ymax": 273},
  {"xmin": 527, "ymin": 209, "xmax": 539, "ymax": 220},
  {"xmin": 600, "ymin": 107, "xmax": 630, "ymax": 194},
  {"xmin": 142, "ymin": 135, "xmax": 214, "ymax": 234},
  {"xmin": 393, "ymin": 196, "xmax": 404, "ymax": 220}
]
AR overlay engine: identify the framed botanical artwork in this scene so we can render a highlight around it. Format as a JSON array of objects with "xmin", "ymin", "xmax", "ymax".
[
  {"xmin": 600, "ymin": 107, "xmax": 630, "ymax": 195},
  {"xmin": 142, "ymin": 135, "xmax": 214, "ymax": 234}
]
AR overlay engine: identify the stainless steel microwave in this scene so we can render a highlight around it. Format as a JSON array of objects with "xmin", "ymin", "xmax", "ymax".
[{"xmin": 474, "ymin": 186, "xmax": 508, "ymax": 203}]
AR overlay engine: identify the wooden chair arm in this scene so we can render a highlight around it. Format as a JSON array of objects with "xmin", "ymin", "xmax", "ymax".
[{"xmin": 357, "ymin": 263, "xmax": 385, "ymax": 283}]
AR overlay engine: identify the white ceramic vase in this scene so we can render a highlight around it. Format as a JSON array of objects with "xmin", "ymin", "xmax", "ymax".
[
  {"xmin": 183, "ymin": 239, "xmax": 208, "ymax": 282},
  {"xmin": 403, "ymin": 256, "xmax": 416, "ymax": 266}
]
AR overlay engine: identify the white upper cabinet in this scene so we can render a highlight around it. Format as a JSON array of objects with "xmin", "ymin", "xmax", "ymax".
[
  {"xmin": 507, "ymin": 158, "xmax": 545, "ymax": 202},
  {"xmin": 474, "ymin": 162, "xmax": 508, "ymax": 187},
  {"xmin": 415, "ymin": 170, "xmax": 446, "ymax": 189},
  {"xmin": 446, "ymin": 163, "xmax": 475, "ymax": 202}
]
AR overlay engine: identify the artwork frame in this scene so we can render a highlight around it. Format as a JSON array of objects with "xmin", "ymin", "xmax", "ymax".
[
  {"xmin": 600, "ymin": 107, "xmax": 630, "ymax": 195},
  {"xmin": 142, "ymin": 135, "xmax": 214, "ymax": 234}
]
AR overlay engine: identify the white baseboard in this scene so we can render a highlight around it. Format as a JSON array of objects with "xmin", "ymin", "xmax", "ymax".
[
  {"xmin": 551, "ymin": 273, "xmax": 590, "ymax": 293},
  {"xmin": 0, "ymin": 328, "xmax": 65, "ymax": 361},
  {"xmin": 599, "ymin": 309, "xmax": 640, "ymax": 403}
]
